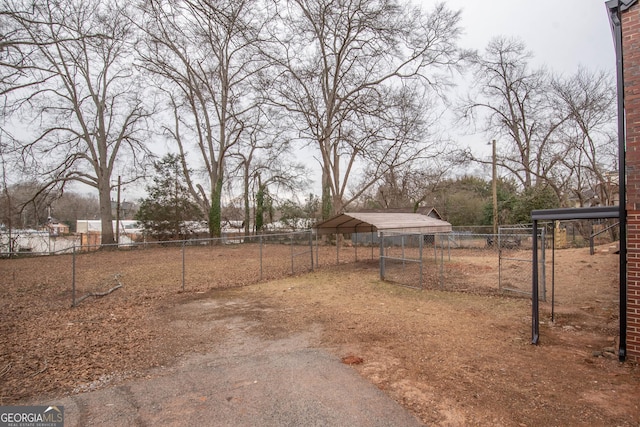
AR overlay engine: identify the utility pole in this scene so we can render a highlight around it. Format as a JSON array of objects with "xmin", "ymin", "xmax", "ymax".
[{"xmin": 492, "ymin": 140, "xmax": 498, "ymax": 236}]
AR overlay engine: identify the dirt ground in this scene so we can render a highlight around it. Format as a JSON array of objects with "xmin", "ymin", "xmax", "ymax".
[{"xmin": 1, "ymin": 242, "xmax": 639, "ymax": 426}]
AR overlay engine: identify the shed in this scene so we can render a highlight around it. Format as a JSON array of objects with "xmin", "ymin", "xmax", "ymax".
[{"xmin": 315, "ymin": 212, "xmax": 452, "ymax": 235}]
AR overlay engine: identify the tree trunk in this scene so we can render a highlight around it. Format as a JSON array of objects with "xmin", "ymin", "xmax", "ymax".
[
  {"xmin": 243, "ymin": 164, "xmax": 251, "ymax": 237},
  {"xmin": 209, "ymin": 178, "xmax": 223, "ymax": 238},
  {"xmin": 255, "ymin": 182, "xmax": 265, "ymax": 234},
  {"xmin": 321, "ymin": 171, "xmax": 333, "ymax": 220},
  {"xmin": 98, "ymin": 183, "xmax": 115, "ymax": 246}
]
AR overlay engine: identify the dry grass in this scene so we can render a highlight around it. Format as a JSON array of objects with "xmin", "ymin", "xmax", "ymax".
[{"xmin": 1, "ymin": 243, "xmax": 638, "ymax": 425}]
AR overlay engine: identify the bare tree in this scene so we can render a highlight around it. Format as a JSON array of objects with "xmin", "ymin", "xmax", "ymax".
[
  {"xmin": 365, "ymin": 153, "xmax": 458, "ymax": 212},
  {"xmin": 551, "ymin": 67, "xmax": 617, "ymax": 207},
  {"xmin": 2, "ymin": 0, "xmax": 152, "ymax": 245},
  {"xmin": 265, "ymin": 0, "xmax": 463, "ymax": 218},
  {"xmin": 0, "ymin": 180, "xmax": 60, "ymax": 231},
  {"xmin": 52, "ymin": 191, "xmax": 101, "ymax": 229},
  {"xmin": 0, "ymin": 135, "xmax": 17, "ymax": 252},
  {"xmin": 227, "ymin": 106, "xmax": 309, "ymax": 236},
  {"xmin": 459, "ymin": 37, "xmax": 568, "ymax": 192},
  {"xmin": 0, "ymin": 7, "xmax": 54, "ymax": 98},
  {"xmin": 138, "ymin": 0, "xmax": 269, "ymax": 237}
]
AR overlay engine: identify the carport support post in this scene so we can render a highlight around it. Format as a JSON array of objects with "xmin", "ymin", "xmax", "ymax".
[
  {"xmin": 380, "ymin": 232, "xmax": 385, "ymax": 280},
  {"xmin": 440, "ymin": 238, "xmax": 445, "ymax": 289},
  {"xmin": 355, "ymin": 231, "xmax": 358, "ymax": 262},
  {"xmin": 309, "ymin": 230, "xmax": 314, "ymax": 270},
  {"xmin": 532, "ymin": 220, "xmax": 540, "ymax": 344},
  {"xmin": 371, "ymin": 231, "xmax": 374, "ymax": 259},
  {"xmin": 419, "ymin": 233, "xmax": 423, "ymax": 289},
  {"xmin": 433, "ymin": 235, "xmax": 437, "ymax": 263},
  {"xmin": 315, "ymin": 231, "xmax": 319, "ymax": 268}
]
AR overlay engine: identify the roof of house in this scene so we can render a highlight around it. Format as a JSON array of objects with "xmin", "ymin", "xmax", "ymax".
[
  {"xmin": 357, "ymin": 206, "xmax": 442, "ymax": 219},
  {"xmin": 314, "ymin": 212, "xmax": 452, "ymax": 235},
  {"xmin": 606, "ymin": 0, "xmax": 638, "ymax": 12}
]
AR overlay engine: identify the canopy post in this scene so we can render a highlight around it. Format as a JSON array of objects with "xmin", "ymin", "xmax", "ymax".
[{"xmin": 532, "ymin": 219, "xmax": 540, "ymax": 345}]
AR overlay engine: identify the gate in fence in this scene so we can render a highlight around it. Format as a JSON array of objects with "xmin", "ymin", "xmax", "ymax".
[{"xmin": 497, "ymin": 224, "xmax": 546, "ymax": 300}]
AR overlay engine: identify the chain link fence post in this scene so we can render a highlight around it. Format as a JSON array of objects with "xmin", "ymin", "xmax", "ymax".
[
  {"xmin": 182, "ymin": 241, "xmax": 186, "ymax": 291},
  {"xmin": 72, "ymin": 245, "xmax": 76, "ymax": 307}
]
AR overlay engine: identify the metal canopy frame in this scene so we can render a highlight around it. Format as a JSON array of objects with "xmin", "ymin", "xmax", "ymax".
[
  {"xmin": 530, "ymin": 206, "xmax": 619, "ymax": 221},
  {"xmin": 314, "ymin": 212, "xmax": 452, "ymax": 235},
  {"xmin": 531, "ymin": 206, "xmax": 624, "ymax": 361},
  {"xmin": 314, "ymin": 212, "xmax": 452, "ymax": 280}
]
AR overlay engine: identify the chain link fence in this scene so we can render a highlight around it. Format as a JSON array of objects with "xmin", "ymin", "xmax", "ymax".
[
  {"xmin": 68, "ymin": 231, "xmax": 316, "ymax": 306},
  {"xmin": 0, "ymin": 231, "xmax": 314, "ymax": 306},
  {"xmin": 4, "ymin": 221, "xmax": 617, "ymax": 307},
  {"xmin": 324, "ymin": 228, "xmax": 552, "ymax": 298}
]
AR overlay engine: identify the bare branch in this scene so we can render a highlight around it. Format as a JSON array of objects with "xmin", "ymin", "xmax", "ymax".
[
  {"xmin": 265, "ymin": 0, "xmax": 463, "ymax": 216},
  {"xmin": 2, "ymin": 0, "xmax": 152, "ymax": 245}
]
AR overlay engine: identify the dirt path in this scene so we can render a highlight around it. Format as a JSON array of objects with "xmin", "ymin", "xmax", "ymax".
[{"xmin": 36, "ymin": 304, "xmax": 424, "ymax": 427}]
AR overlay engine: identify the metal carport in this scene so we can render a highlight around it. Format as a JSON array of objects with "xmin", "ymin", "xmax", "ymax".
[
  {"xmin": 314, "ymin": 212, "xmax": 452, "ymax": 235},
  {"xmin": 315, "ymin": 212, "xmax": 452, "ymax": 288}
]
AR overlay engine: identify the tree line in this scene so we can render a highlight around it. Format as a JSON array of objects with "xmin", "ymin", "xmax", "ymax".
[{"xmin": 0, "ymin": 0, "xmax": 616, "ymax": 244}]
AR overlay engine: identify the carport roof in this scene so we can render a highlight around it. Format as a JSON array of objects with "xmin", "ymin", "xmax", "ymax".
[{"xmin": 314, "ymin": 212, "xmax": 452, "ymax": 235}]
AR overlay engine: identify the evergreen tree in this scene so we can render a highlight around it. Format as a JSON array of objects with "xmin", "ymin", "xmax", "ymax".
[{"xmin": 135, "ymin": 154, "xmax": 204, "ymax": 240}]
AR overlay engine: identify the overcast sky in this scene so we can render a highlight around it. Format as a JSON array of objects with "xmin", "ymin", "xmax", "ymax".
[
  {"xmin": 440, "ymin": 0, "xmax": 615, "ymax": 75},
  {"xmin": 422, "ymin": 0, "xmax": 618, "ymax": 168}
]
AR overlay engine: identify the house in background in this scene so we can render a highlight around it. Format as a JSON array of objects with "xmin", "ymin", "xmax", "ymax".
[
  {"xmin": 44, "ymin": 218, "xmax": 70, "ymax": 235},
  {"xmin": 358, "ymin": 206, "xmax": 443, "ymax": 219},
  {"xmin": 76, "ymin": 220, "xmax": 141, "ymax": 248}
]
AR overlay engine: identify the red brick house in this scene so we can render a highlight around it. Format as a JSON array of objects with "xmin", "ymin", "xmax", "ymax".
[{"xmin": 611, "ymin": 0, "xmax": 640, "ymax": 362}]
